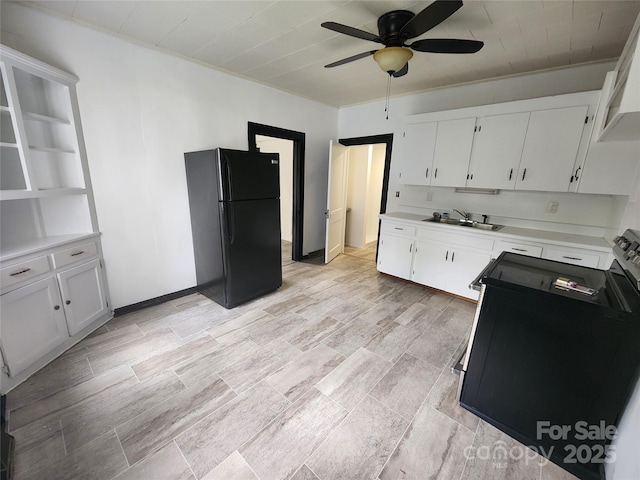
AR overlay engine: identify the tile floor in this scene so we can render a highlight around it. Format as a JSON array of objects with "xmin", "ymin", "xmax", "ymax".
[{"xmin": 6, "ymin": 247, "xmax": 578, "ymax": 480}]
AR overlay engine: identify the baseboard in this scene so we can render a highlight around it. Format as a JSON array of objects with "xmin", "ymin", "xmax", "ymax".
[
  {"xmin": 303, "ymin": 248, "xmax": 324, "ymax": 259},
  {"xmin": 113, "ymin": 286, "xmax": 198, "ymax": 317}
]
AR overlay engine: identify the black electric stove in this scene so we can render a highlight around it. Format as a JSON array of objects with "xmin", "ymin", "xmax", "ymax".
[{"xmin": 459, "ymin": 230, "xmax": 640, "ymax": 480}]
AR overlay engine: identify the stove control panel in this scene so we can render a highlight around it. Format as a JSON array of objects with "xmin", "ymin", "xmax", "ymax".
[{"xmin": 614, "ymin": 230, "xmax": 640, "ymax": 290}]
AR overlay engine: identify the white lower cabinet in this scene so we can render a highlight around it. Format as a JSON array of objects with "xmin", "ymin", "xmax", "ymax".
[
  {"xmin": 377, "ymin": 234, "xmax": 415, "ymax": 280},
  {"xmin": 0, "ymin": 277, "xmax": 68, "ymax": 377},
  {"xmin": 412, "ymin": 240, "xmax": 490, "ymax": 300},
  {"xmin": 58, "ymin": 259, "xmax": 109, "ymax": 335}
]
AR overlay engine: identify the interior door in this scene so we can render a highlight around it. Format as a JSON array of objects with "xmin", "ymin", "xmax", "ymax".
[{"xmin": 325, "ymin": 141, "xmax": 348, "ymax": 264}]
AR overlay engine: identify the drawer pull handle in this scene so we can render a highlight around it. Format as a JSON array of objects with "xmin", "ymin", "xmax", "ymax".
[
  {"xmin": 394, "ymin": 227, "xmax": 404, "ymax": 230},
  {"xmin": 522, "ymin": 168, "xmax": 527, "ymax": 181},
  {"xmin": 512, "ymin": 248, "xmax": 527, "ymax": 252},
  {"xmin": 70, "ymin": 251, "xmax": 85, "ymax": 257},
  {"xmin": 563, "ymin": 256, "xmax": 582, "ymax": 261},
  {"xmin": 508, "ymin": 168, "xmax": 513, "ymax": 181},
  {"xmin": 9, "ymin": 268, "xmax": 31, "ymax": 276}
]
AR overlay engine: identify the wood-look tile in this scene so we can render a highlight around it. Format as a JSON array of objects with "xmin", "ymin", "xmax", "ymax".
[
  {"xmin": 419, "ymin": 291, "xmax": 454, "ymax": 311},
  {"xmin": 307, "ymin": 395, "xmax": 408, "ymax": 480},
  {"xmin": 321, "ymin": 298, "xmax": 375, "ymax": 324},
  {"xmin": 284, "ymin": 315, "xmax": 344, "ymax": 351},
  {"xmin": 217, "ymin": 339, "xmax": 301, "ymax": 393},
  {"xmin": 364, "ymin": 322, "xmax": 422, "ymax": 363},
  {"xmin": 393, "ymin": 302, "xmax": 441, "ymax": 332},
  {"xmin": 87, "ymin": 327, "xmax": 181, "ymax": 375},
  {"xmin": 238, "ymin": 311, "xmax": 306, "ymax": 345},
  {"xmin": 117, "ymin": 374, "xmax": 237, "ymax": 465},
  {"xmin": 322, "ymin": 317, "xmax": 383, "ymax": 356},
  {"xmin": 206, "ymin": 309, "xmax": 272, "ymax": 340},
  {"xmin": 379, "ymin": 283, "xmax": 429, "ymax": 306},
  {"xmin": 294, "ymin": 295, "xmax": 344, "ymax": 320},
  {"xmin": 369, "ymin": 353, "xmax": 442, "ymax": 421},
  {"xmin": 113, "ymin": 441, "xmax": 195, "ymax": 480},
  {"xmin": 9, "ymin": 365, "xmax": 137, "ymax": 431},
  {"xmin": 131, "ymin": 333, "xmax": 219, "ymax": 380},
  {"xmin": 174, "ymin": 337, "xmax": 259, "ymax": 387},
  {"xmin": 22, "ymin": 430, "xmax": 129, "ymax": 480},
  {"xmin": 541, "ymin": 460, "xmax": 580, "ymax": 480},
  {"xmin": 299, "ymin": 278, "xmax": 337, "ymax": 296},
  {"xmin": 359, "ymin": 301, "xmax": 407, "ymax": 328},
  {"xmin": 426, "ymin": 367, "xmax": 480, "ymax": 432},
  {"xmin": 54, "ymin": 323, "xmax": 144, "ymax": 364},
  {"xmin": 11, "ymin": 419, "xmax": 64, "ymax": 479},
  {"xmin": 6, "ymin": 354, "xmax": 94, "ymax": 413},
  {"xmin": 200, "ymin": 451, "xmax": 258, "ymax": 480},
  {"xmin": 290, "ymin": 465, "xmax": 320, "ymax": 480},
  {"xmin": 61, "ymin": 369, "xmax": 185, "ymax": 453},
  {"xmin": 264, "ymin": 293, "xmax": 314, "ymax": 316},
  {"xmin": 266, "ymin": 344, "xmax": 345, "ymax": 402},
  {"xmin": 240, "ymin": 388, "xmax": 348, "ymax": 480},
  {"xmin": 460, "ymin": 420, "xmax": 542, "ymax": 480},
  {"xmin": 106, "ymin": 301, "xmax": 179, "ymax": 331},
  {"xmin": 316, "ymin": 347, "xmax": 392, "ymax": 411},
  {"xmin": 432, "ymin": 302, "xmax": 476, "ymax": 338},
  {"xmin": 176, "ymin": 381, "xmax": 289, "ymax": 479},
  {"xmin": 407, "ymin": 326, "xmax": 464, "ymax": 368},
  {"xmin": 380, "ymin": 405, "xmax": 475, "ymax": 480}
]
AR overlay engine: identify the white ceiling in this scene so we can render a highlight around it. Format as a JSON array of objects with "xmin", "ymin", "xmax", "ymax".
[{"xmin": 15, "ymin": 0, "xmax": 640, "ymax": 107}]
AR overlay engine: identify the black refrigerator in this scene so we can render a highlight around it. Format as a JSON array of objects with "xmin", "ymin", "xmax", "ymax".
[{"xmin": 184, "ymin": 148, "xmax": 282, "ymax": 309}]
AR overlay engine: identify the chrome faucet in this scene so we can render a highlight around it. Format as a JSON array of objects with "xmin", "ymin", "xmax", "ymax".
[{"xmin": 453, "ymin": 209, "xmax": 472, "ymax": 222}]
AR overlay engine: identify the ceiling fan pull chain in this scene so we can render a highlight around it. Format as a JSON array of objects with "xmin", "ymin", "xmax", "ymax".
[{"xmin": 385, "ymin": 74, "xmax": 391, "ymax": 120}]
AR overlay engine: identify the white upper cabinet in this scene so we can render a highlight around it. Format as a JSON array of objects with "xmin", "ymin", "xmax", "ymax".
[
  {"xmin": 466, "ymin": 112, "xmax": 530, "ymax": 189},
  {"xmin": 516, "ymin": 105, "xmax": 589, "ymax": 192},
  {"xmin": 431, "ymin": 117, "xmax": 476, "ymax": 188},
  {"xmin": 397, "ymin": 122, "xmax": 437, "ymax": 186}
]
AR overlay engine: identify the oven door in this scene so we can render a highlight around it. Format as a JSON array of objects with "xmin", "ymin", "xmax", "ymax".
[{"xmin": 456, "ymin": 283, "xmax": 487, "ymax": 401}]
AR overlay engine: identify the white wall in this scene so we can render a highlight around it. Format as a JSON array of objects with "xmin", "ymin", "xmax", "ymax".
[
  {"xmin": 1, "ymin": 2, "xmax": 338, "ymax": 308},
  {"xmin": 255, "ymin": 136, "xmax": 293, "ymax": 242},
  {"xmin": 345, "ymin": 145, "xmax": 369, "ymax": 248},
  {"xmin": 365, "ymin": 144, "xmax": 385, "ymax": 244}
]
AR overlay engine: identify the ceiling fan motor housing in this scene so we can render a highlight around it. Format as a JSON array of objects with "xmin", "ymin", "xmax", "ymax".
[{"xmin": 377, "ymin": 10, "xmax": 414, "ymax": 46}]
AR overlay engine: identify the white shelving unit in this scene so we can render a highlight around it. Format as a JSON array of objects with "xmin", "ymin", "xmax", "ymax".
[{"xmin": 0, "ymin": 45, "xmax": 111, "ymax": 393}]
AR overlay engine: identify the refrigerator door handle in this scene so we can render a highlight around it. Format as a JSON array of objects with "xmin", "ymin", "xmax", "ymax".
[
  {"xmin": 228, "ymin": 203, "xmax": 236, "ymax": 245},
  {"xmin": 225, "ymin": 160, "xmax": 234, "ymax": 200}
]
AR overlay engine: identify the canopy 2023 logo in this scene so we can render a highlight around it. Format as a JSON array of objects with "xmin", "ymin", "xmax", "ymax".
[{"xmin": 537, "ymin": 421, "xmax": 618, "ymax": 464}]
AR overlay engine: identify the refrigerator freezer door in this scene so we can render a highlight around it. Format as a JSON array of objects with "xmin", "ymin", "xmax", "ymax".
[
  {"xmin": 220, "ymin": 198, "xmax": 282, "ymax": 307},
  {"xmin": 217, "ymin": 149, "xmax": 280, "ymax": 201}
]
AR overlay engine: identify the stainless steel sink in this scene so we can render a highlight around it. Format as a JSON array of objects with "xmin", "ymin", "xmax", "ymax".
[{"xmin": 423, "ymin": 217, "xmax": 503, "ymax": 231}]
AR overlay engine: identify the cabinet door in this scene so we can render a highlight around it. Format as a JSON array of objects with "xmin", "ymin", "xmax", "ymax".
[
  {"xmin": 516, "ymin": 106, "xmax": 588, "ymax": 192},
  {"xmin": 0, "ymin": 277, "xmax": 67, "ymax": 377},
  {"xmin": 377, "ymin": 234, "xmax": 414, "ymax": 280},
  {"xmin": 447, "ymin": 248, "xmax": 491, "ymax": 300},
  {"xmin": 58, "ymin": 259, "xmax": 109, "ymax": 336},
  {"xmin": 432, "ymin": 117, "xmax": 476, "ymax": 187},
  {"xmin": 576, "ymin": 140, "xmax": 640, "ymax": 195},
  {"xmin": 467, "ymin": 112, "xmax": 530, "ymax": 189},
  {"xmin": 412, "ymin": 240, "xmax": 449, "ymax": 291},
  {"xmin": 397, "ymin": 122, "xmax": 437, "ymax": 185}
]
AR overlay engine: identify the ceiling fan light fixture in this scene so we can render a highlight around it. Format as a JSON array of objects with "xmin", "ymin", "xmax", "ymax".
[{"xmin": 373, "ymin": 47, "xmax": 413, "ymax": 74}]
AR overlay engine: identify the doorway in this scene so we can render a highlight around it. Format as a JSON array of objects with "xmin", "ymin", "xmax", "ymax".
[
  {"xmin": 325, "ymin": 134, "xmax": 393, "ymax": 263},
  {"xmin": 255, "ymin": 135, "xmax": 294, "ymax": 265},
  {"xmin": 248, "ymin": 123, "xmax": 305, "ymax": 262}
]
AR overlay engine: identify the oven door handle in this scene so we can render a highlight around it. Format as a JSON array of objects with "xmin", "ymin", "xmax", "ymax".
[{"xmin": 470, "ymin": 258, "xmax": 496, "ymax": 291}]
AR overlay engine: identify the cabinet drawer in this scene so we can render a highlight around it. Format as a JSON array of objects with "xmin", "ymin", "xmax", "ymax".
[
  {"xmin": 381, "ymin": 223, "xmax": 416, "ymax": 237},
  {"xmin": 421, "ymin": 229, "xmax": 494, "ymax": 251},
  {"xmin": 52, "ymin": 241, "xmax": 98, "ymax": 268},
  {"xmin": 496, "ymin": 241, "xmax": 542, "ymax": 258},
  {"xmin": 542, "ymin": 248, "xmax": 600, "ymax": 268},
  {"xmin": 1, "ymin": 256, "xmax": 51, "ymax": 289}
]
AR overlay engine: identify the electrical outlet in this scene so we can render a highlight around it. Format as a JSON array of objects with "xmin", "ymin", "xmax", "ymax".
[
  {"xmin": 547, "ymin": 201, "xmax": 559, "ymax": 213},
  {"xmin": 425, "ymin": 191, "xmax": 433, "ymax": 202}
]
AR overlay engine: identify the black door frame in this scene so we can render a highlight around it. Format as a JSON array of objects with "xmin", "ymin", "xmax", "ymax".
[
  {"xmin": 338, "ymin": 134, "xmax": 394, "ymax": 259},
  {"xmin": 248, "ymin": 122, "xmax": 305, "ymax": 262}
]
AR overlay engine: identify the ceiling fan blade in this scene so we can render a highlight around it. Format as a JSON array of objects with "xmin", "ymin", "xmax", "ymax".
[
  {"xmin": 324, "ymin": 50, "xmax": 378, "ymax": 68},
  {"xmin": 392, "ymin": 63, "xmax": 408, "ymax": 78},
  {"xmin": 321, "ymin": 22, "xmax": 381, "ymax": 43},
  {"xmin": 410, "ymin": 38, "xmax": 484, "ymax": 54},
  {"xmin": 400, "ymin": 0, "xmax": 463, "ymax": 39}
]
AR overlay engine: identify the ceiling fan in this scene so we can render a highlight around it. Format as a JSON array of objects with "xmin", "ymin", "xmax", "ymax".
[{"xmin": 322, "ymin": 0, "xmax": 484, "ymax": 77}]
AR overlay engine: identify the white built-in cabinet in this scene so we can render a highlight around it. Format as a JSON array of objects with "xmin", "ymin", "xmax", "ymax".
[
  {"xmin": 466, "ymin": 112, "xmax": 529, "ymax": 189},
  {"xmin": 397, "ymin": 122, "xmax": 436, "ymax": 186},
  {"xmin": 377, "ymin": 222, "xmax": 415, "ymax": 279},
  {"xmin": 0, "ymin": 45, "xmax": 111, "ymax": 392},
  {"xmin": 431, "ymin": 118, "xmax": 476, "ymax": 188},
  {"xmin": 396, "ymin": 91, "xmax": 638, "ymax": 195}
]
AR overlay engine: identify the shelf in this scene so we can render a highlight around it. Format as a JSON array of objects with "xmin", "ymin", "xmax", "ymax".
[
  {"xmin": 23, "ymin": 111, "xmax": 70, "ymax": 125},
  {"xmin": 1, "ymin": 232, "xmax": 100, "ymax": 263},
  {"xmin": 0, "ymin": 188, "xmax": 87, "ymax": 201},
  {"xmin": 29, "ymin": 146, "xmax": 76, "ymax": 154},
  {"xmin": 0, "ymin": 142, "xmax": 18, "ymax": 148}
]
